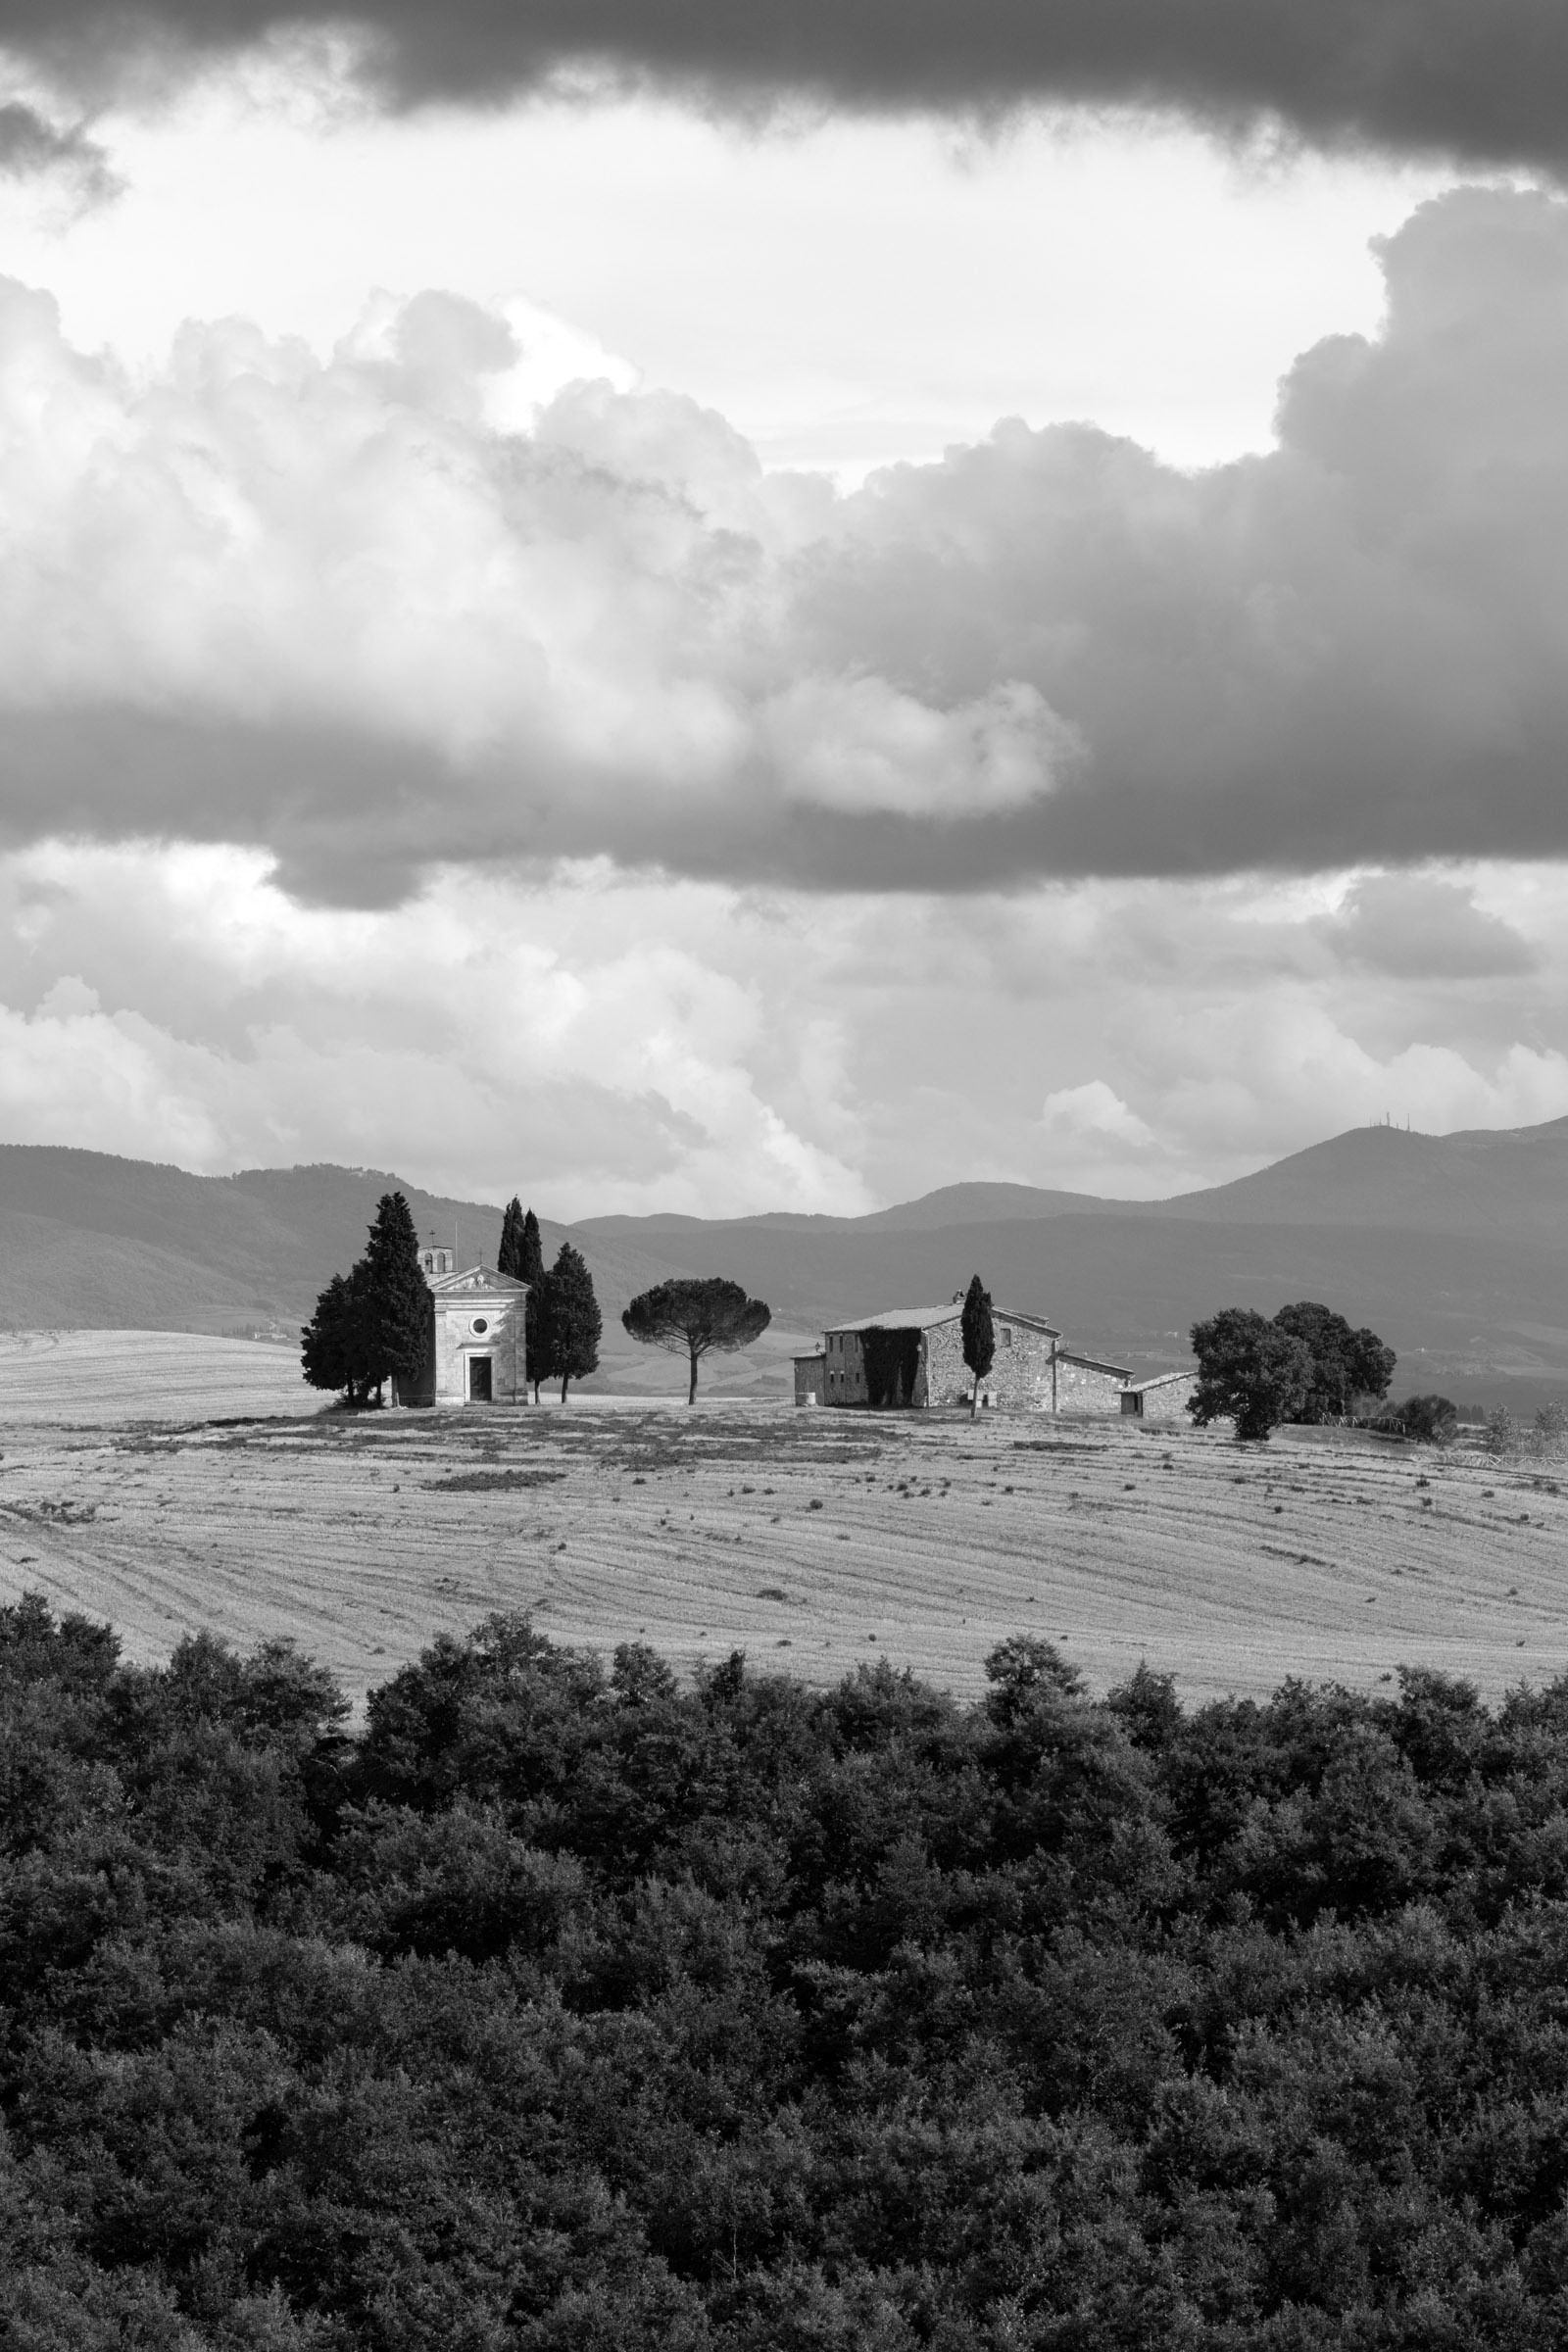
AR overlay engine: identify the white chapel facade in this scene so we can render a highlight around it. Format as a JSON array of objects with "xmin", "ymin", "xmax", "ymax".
[{"xmin": 389, "ymin": 1245, "xmax": 529, "ymax": 1406}]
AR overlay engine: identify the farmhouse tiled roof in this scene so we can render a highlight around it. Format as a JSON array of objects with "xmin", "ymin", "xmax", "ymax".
[
  {"xmin": 825, "ymin": 1304, "xmax": 959, "ymax": 1334},
  {"xmin": 825, "ymin": 1302, "xmax": 1063, "ymax": 1339}
]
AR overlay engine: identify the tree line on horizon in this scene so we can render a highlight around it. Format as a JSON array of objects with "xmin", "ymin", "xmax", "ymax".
[
  {"xmin": 10, "ymin": 1591, "xmax": 1568, "ymax": 2345},
  {"xmin": 301, "ymin": 1191, "xmax": 772, "ymax": 1405},
  {"xmin": 303, "ymin": 1209, "xmax": 1438, "ymax": 1435}
]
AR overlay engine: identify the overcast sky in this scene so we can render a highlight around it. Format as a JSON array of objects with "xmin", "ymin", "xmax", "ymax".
[{"xmin": 1, "ymin": 9, "xmax": 1566, "ymax": 1213}]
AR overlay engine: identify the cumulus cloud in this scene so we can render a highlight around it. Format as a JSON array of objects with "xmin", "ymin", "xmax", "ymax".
[
  {"xmin": 765, "ymin": 677, "xmax": 1078, "ymax": 819},
  {"xmin": 10, "ymin": 0, "xmax": 1568, "ymax": 173},
  {"xmin": 1326, "ymin": 873, "xmax": 1541, "ymax": 978},
  {"xmin": 0, "ymin": 844, "xmax": 873, "ymax": 1213},
  {"xmin": 5, "ymin": 188, "xmax": 1568, "ymax": 902},
  {"xmin": 4, "ymin": 843, "xmax": 1568, "ymax": 1210},
  {"xmin": 1041, "ymin": 1080, "xmax": 1156, "ymax": 1149}
]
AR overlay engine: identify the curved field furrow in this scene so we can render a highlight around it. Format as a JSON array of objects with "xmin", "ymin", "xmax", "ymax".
[{"xmin": 0, "ymin": 1333, "xmax": 1563, "ymax": 1708}]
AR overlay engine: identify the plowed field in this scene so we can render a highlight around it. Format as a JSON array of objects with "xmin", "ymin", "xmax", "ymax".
[{"xmin": 0, "ymin": 1332, "xmax": 1562, "ymax": 1711}]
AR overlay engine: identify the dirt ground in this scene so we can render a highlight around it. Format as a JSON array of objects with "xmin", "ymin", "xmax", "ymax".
[{"xmin": 0, "ymin": 1331, "xmax": 1564, "ymax": 1714}]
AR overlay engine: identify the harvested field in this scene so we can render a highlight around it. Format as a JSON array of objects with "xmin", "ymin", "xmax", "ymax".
[
  {"xmin": 1, "ymin": 1331, "xmax": 1565, "ymax": 1711},
  {"xmin": 0, "ymin": 1329, "xmax": 314, "ymax": 1425}
]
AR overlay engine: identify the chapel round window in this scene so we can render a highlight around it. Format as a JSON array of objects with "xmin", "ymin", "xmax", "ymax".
[{"xmin": 471, "ymin": 1317, "xmax": 488, "ymax": 1335}]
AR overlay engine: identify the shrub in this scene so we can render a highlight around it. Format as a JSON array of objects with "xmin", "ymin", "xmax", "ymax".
[{"xmin": 1397, "ymin": 1394, "xmax": 1460, "ymax": 1445}]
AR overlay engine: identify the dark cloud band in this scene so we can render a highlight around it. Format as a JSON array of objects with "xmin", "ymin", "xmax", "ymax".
[{"xmin": 8, "ymin": 0, "xmax": 1568, "ymax": 172}]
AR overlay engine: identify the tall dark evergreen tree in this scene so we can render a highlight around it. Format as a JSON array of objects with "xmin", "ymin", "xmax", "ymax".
[
  {"xmin": 960, "ymin": 1274, "xmax": 995, "ymax": 1419},
  {"xmin": 301, "ymin": 1270, "xmax": 358, "ymax": 1402},
  {"xmin": 520, "ymin": 1208, "xmax": 547, "ymax": 1401},
  {"xmin": 497, "ymin": 1198, "xmax": 523, "ymax": 1278},
  {"xmin": 300, "ymin": 1262, "xmax": 381, "ymax": 1405},
  {"xmin": 361, "ymin": 1192, "xmax": 429, "ymax": 1404},
  {"xmin": 545, "ymin": 1242, "xmax": 601, "ymax": 1402}
]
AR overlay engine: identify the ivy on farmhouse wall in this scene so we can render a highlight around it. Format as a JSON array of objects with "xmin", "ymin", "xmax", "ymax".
[{"xmin": 860, "ymin": 1325, "xmax": 923, "ymax": 1407}]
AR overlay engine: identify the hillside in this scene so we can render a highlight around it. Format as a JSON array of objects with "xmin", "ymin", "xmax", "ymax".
[
  {"xmin": 3, "ymin": 1122, "xmax": 1567, "ymax": 1407},
  {"xmin": 583, "ymin": 1118, "xmax": 1568, "ymax": 1247},
  {"xmin": 576, "ymin": 1206, "xmax": 1568, "ymax": 1400},
  {"xmin": 0, "ymin": 1149, "xmax": 733, "ymax": 1393},
  {"xmin": 1153, "ymin": 1116, "xmax": 1568, "ymax": 1240},
  {"xmin": 579, "ymin": 1118, "xmax": 1568, "ymax": 1404}
]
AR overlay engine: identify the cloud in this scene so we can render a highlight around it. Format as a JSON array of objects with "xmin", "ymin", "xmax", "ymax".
[
  {"xmin": 7, "ymin": 188, "xmax": 1568, "ymax": 902},
  {"xmin": 4, "ymin": 842, "xmax": 1568, "ymax": 1212},
  {"xmin": 0, "ymin": 99, "xmax": 119, "ymax": 204},
  {"xmin": 1326, "ymin": 873, "xmax": 1541, "ymax": 978},
  {"xmin": 765, "ymin": 677, "xmax": 1079, "ymax": 819},
  {"xmin": 1041, "ymin": 1080, "xmax": 1156, "ymax": 1149},
  {"xmin": 13, "ymin": 0, "xmax": 1568, "ymax": 173},
  {"xmin": 0, "ymin": 844, "xmax": 873, "ymax": 1213}
]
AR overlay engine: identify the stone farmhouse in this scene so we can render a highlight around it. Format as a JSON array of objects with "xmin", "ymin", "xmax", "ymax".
[
  {"xmin": 388, "ymin": 1244, "xmax": 528, "ymax": 1406},
  {"xmin": 795, "ymin": 1301, "xmax": 1147, "ymax": 1415}
]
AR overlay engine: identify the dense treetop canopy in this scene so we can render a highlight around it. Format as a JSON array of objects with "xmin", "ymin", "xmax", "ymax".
[
  {"xmin": 9, "ymin": 1588, "xmax": 1568, "ymax": 2345},
  {"xmin": 1190, "ymin": 1299, "xmax": 1396, "ymax": 1442},
  {"xmin": 622, "ymin": 1276, "xmax": 770, "ymax": 1403}
]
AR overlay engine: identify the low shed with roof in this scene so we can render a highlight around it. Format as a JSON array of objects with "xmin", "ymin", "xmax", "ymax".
[{"xmin": 1121, "ymin": 1369, "xmax": 1198, "ymax": 1422}]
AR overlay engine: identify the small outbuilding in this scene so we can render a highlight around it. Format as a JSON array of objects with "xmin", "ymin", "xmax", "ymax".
[
  {"xmin": 1054, "ymin": 1349, "xmax": 1138, "ymax": 1413},
  {"xmin": 794, "ymin": 1352, "xmax": 827, "ymax": 1406},
  {"xmin": 390, "ymin": 1252, "xmax": 529, "ymax": 1405},
  {"xmin": 1121, "ymin": 1369, "xmax": 1197, "ymax": 1423}
]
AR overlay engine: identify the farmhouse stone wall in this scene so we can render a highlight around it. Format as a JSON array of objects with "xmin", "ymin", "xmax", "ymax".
[
  {"xmin": 794, "ymin": 1353, "xmax": 826, "ymax": 1405},
  {"xmin": 1054, "ymin": 1350, "xmax": 1133, "ymax": 1414},
  {"xmin": 927, "ymin": 1313, "xmax": 1063, "ymax": 1409}
]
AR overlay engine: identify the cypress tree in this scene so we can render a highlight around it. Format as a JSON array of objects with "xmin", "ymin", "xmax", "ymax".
[
  {"xmin": 546, "ymin": 1242, "xmax": 601, "ymax": 1403},
  {"xmin": 301, "ymin": 1262, "xmax": 378, "ymax": 1405},
  {"xmin": 497, "ymin": 1198, "xmax": 524, "ymax": 1279},
  {"xmin": 362, "ymin": 1192, "xmax": 429, "ymax": 1404},
  {"xmin": 301, "ymin": 1271, "xmax": 355, "ymax": 1400},
  {"xmin": 960, "ymin": 1275, "xmax": 995, "ymax": 1420},
  {"xmin": 520, "ymin": 1208, "xmax": 547, "ymax": 1402}
]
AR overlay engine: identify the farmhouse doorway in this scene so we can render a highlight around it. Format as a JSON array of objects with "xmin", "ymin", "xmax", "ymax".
[{"xmin": 468, "ymin": 1356, "xmax": 493, "ymax": 1402}]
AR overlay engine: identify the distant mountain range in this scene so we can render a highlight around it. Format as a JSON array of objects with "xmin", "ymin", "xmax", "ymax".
[{"xmin": 1, "ymin": 1119, "xmax": 1565, "ymax": 1407}]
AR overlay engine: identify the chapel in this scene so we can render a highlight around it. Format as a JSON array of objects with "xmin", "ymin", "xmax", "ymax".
[{"xmin": 388, "ymin": 1245, "xmax": 529, "ymax": 1405}]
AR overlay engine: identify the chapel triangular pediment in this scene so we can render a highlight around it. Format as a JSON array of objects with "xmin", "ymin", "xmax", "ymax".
[{"xmin": 427, "ymin": 1264, "xmax": 529, "ymax": 1298}]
